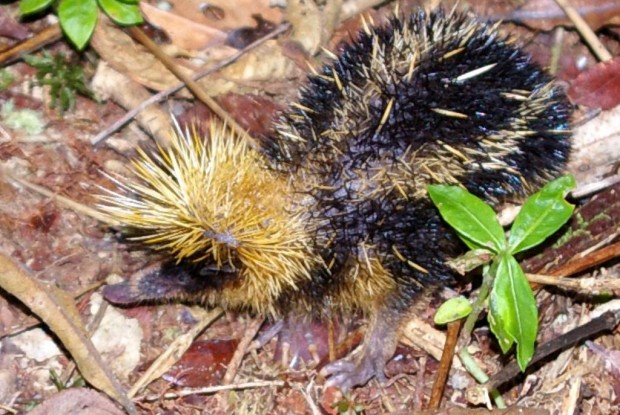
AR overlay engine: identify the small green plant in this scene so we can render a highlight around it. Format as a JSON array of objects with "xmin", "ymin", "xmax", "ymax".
[
  {"xmin": 23, "ymin": 51, "xmax": 94, "ymax": 113},
  {"xmin": 50, "ymin": 368, "xmax": 86, "ymax": 390},
  {"xmin": 0, "ymin": 70, "xmax": 15, "ymax": 90},
  {"xmin": 20, "ymin": 0, "xmax": 143, "ymax": 49},
  {"xmin": 429, "ymin": 175, "xmax": 575, "ymax": 371},
  {"xmin": 334, "ymin": 399, "xmax": 365, "ymax": 415}
]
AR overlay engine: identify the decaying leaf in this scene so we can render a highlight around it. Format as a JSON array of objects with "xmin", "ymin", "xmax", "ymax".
[
  {"xmin": 140, "ymin": 2, "xmax": 228, "ymax": 51},
  {"xmin": 569, "ymin": 57, "xmax": 620, "ymax": 111},
  {"xmin": 28, "ymin": 388, "xmax": 125, "ymax": 415},
  {"xmin": 164, "ymin": 0, "xmax": 283, "ymax": 31},
  {"xmin": 473, "ymin": 0, "xmax": 620, "ymax": 31}
]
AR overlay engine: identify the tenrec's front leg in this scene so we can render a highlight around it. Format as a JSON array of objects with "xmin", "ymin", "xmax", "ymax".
[{"xmin": 321, "ymin": 304, "xmax": 402, "ymax": 391}]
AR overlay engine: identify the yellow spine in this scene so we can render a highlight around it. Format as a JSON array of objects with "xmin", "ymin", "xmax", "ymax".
[{"xmin": 98, "ymin": 122, "xmax": 316, "ymax": 315}]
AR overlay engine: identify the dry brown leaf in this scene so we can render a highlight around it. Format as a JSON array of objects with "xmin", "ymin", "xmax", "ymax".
[
  {"xmin": 166, "ymin": 0, "xmax": 283, "ymax": 31},
  {"xmin": 569, "ymin": 105, "xmax": 620, "ymax": 197},
  {"xmin": 473, "ymin": 0, "xmax": 620, "ymax": 31},
  {"xmin": 163, "ymin": 338, "xmax": 239, "ymax": 387},
  {"xmin": 0, "ymin": 253, "xmax": 135, "ymax": 414},
  {"xmin": 197, "ymin": 39, "xmax": 297, "ymax": 96},
  {"xmin": 140, "ymin": 2, "xmax": 227, "ymax": 50},
  {"xmin": 127, "ymin": 307, "xmax": 222, "ymax": 398},
  {"xmin": 286, "ymin": 0, "xmax": 344, "ymax": 55},
  {"xmin": 28, "ymin": 388, "xmax": 125, "ymax": 415},
  {"xmin": 92, "ymin": 15, "xmax": 294, "ymax": 97},
  {"xmin": 0, "ymin": 9, "xmax": 29, "ymax": 40},
  {"xmin": 568, "ymin": 57, "xmax": 620, "ymax": 110},
  {"xmin": 91, "ymin": 16, "xmax": 193, "ymax": 92}
]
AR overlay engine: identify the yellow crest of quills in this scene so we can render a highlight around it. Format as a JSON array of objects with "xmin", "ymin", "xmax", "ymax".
[{"xmin": 99, "ymin": 9, "xmax": 572, "ymax": 390}]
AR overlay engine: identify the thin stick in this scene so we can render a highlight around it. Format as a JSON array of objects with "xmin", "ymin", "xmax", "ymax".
[
  {"xmin": 538, "ymin": 240, "xmax": 620, "ymax": 279},
  {"xmin": 0, "ymin": 24, "xmax": 63, "ymax": 65},
  {"xmin": 221, "ymin": 317, "xmax": 264, "ymax": 385},
  {"xmin": 526, "ymin": 269, "xmax": 620, "ymax": 292},
  {"xmin": 428, "ymin": 320, "xmax": 462, "ymax": 409},
  {"xmin": 127, "ymin": 308, "xmax": 223, "ymax": 398},
  {"xmin": 553, "ymin": 0, "xmax": 612, "ymax": 61},
  {"xmin": 139, "ymin": 380, "xmax": 285, "ymax": 401},
  {"xmin": 127, "ymin": 26, "xmax": 256, "ymax": 147},
  {"xmin": 483, "ymin": 310, "xmax": 620, "ymax": 391}
]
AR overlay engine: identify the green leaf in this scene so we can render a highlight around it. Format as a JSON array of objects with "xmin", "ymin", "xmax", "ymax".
[
  {"xmin": 20, "ymin": 0, "xmax": 54, "ymax": 15},
  {"xmin": 489, "ymin": 255, "xmax": 537, "ymax": 371},
  {"xmin": 58, "ymin": 0, "xmax": 99, "ymax": 49},
  {"xmin": 488, "ymin": 307, "xmax": 514, "ymax": 353},
  {"xmin": 434, "ymin": 296, "xmax": 472, "ymax": 325},
  {"xmin": 428, "ymin": 184, "xmax": 506, "ymax": 253},
  {"xmin": 487, "ymin": 260, "xmax": 513, "ymax": 353},
  {"xmin": 23, "ymin": 51, "xmax": 93, "ymax": 113},
  {"xmin": 99, "ymin": 0, "xmax": 143, "ymax": 25},
  {"xmin": 508, "ymin": 176, "xmax": 576, "ymax": 254}
]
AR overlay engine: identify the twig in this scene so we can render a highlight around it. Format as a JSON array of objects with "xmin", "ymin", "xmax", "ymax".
[
  {"xmin": 482, "ymin": 309, "xmax": 620, "ymax": 391},
  {"xmin": 91, "ymin": 23, "xmax": 290, "ymax": 146},
  {"xmin": 414, "ymin": 356, "xmax": 427, "ymax": 411},
  {"xmin": 0, "ymin": 404, "xmax": 18, "ymax": 415},
  {"xmin": 294, "ymin": 380, "xmax": 322, "ymax": 415},
  {"xmin": 0, "ymin": 24, "xmax": 63, "ymax": 65},
  {"xmin": 221, "ymin": 317, "xmax": 264, "ymax": 385},
  {"xmin": 127, "ymin": 307, "xmax": 223, "ymax": 398},
  {"xmin": 539, "ymin": 240, "xmax": 620, "ymax": 279},
  {"xmin": 571, "ymin": 174, "xmax": 620, "ymax": 199},
  {"xmin": 316, "ymin": 327, "xmax": 364, "ymax": 370},
  {"xmin": 553, "ymin": 0, "xmax": 612, "ymax": 61},
  {"xmin": 548, "ymin": 27, "xmax": 565, "ymax": 76},
  {"xmin": 60, "ymin": 299, "xmax": 110, "ymax": 387},
  {"xmin": 526, "ymin": 270, "xmax": 620, "ymax": 292},
  {"xmin": 127, "ymin": 26, "xmax": 256, "ymax": 147},
  {"xmin": 428, "ymin": 320, "xmax": 462, "ymax": 409},
  {"xmin": 139, "ymin": 380, "xmax": 285, "ymax": 401}
]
